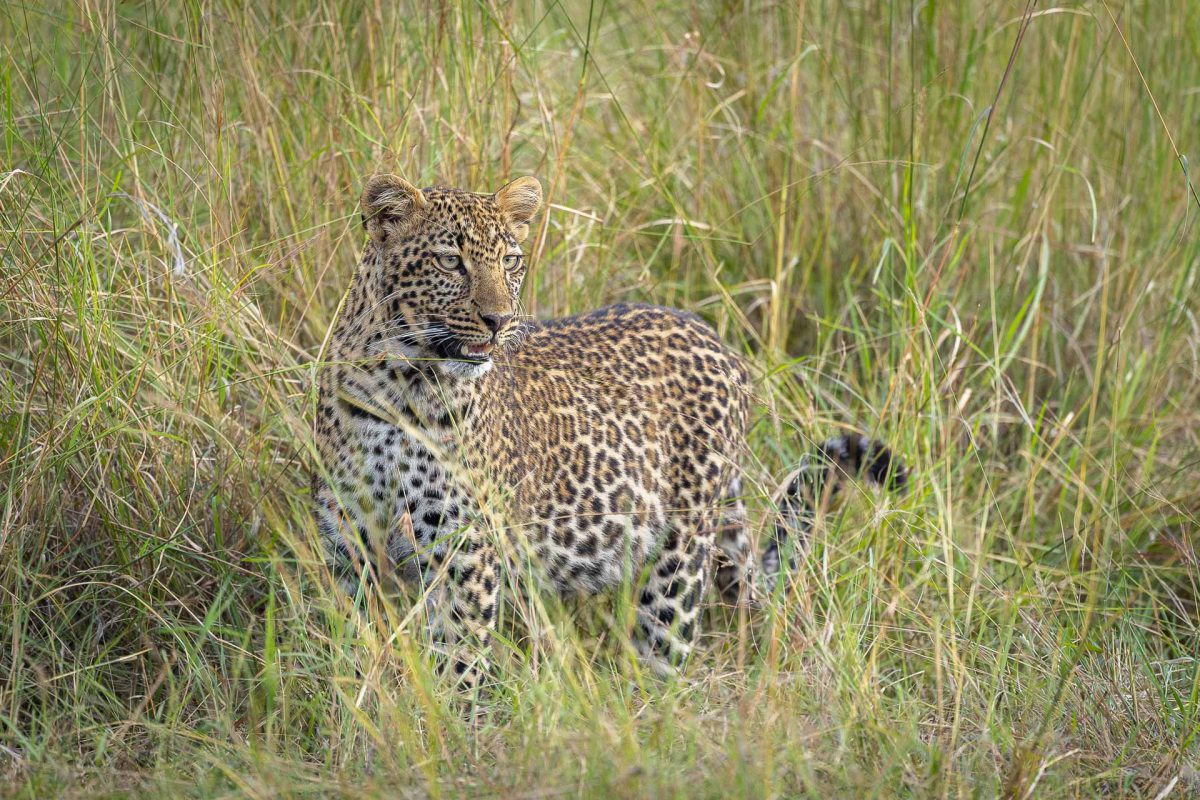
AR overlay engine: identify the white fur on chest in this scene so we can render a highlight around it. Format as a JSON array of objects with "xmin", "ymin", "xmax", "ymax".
[{"xmin": 347, "ymin": 406, "xmax": 465, "ymax": 584}]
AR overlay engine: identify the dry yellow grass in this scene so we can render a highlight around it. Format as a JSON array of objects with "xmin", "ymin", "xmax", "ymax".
[{"xmin": 1, "ymin": 1, "xmax": 1198, "ymax": 796}]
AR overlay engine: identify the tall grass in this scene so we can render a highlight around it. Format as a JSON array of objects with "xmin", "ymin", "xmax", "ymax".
[{"xmin": 2, "ymin": 1, "xmax": 1198, "ymax": 796}]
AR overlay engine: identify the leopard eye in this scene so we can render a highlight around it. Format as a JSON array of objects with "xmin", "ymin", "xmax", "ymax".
[
  {"xmin": 435, "ymin": 253, "xmax": 464, "ymax": 273},
  {"xmin": 503, "ymin": 254, "xmax": 522, "ymax": 272}
]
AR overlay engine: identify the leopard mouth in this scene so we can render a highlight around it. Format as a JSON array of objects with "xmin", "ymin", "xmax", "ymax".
[
  {"xmin": 460, "ymin": 341, "xmax": 494, "ymax": 361},
  {"xmin": 432, "ymin": 336, "xmax": 494, "ymax": 364}
]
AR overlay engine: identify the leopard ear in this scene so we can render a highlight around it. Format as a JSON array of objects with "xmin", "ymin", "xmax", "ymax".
[
  {"xmin": 494, "ymin": 176, "xmax": 542, "ymax": 242},
  {"xmin": 361, "ymin": 174, "xmax": 427, "ymax": 242}
]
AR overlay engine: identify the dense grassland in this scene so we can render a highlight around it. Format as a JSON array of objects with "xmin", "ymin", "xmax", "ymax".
[{"xmin": 2, "ymin": 1, "xmax": 1199, "ymax": 796}]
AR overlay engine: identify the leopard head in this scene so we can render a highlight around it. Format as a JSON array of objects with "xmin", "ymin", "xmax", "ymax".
[{"xmin": 359, "ymin": 174, "xmax": 542, "ymax": 378}]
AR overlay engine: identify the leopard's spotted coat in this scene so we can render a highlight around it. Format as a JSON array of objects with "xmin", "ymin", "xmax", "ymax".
[{"xmin": 312, "ymin": 175, "xmax": 906, "ymax": 687}]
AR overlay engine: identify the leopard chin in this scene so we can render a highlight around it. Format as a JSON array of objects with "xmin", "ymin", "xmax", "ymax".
[{"xmin": 435, "ymin": 357, "xmax": 493, "ymax": 379}]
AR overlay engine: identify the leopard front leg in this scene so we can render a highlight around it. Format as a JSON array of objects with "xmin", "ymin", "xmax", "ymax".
[
  {"xmin": 426, "ymin": 523, "xmax": 500, "ymax": 692},
  {"xmin": 634, "ymin": 525, "xmax": 712, "ymax": 678}
]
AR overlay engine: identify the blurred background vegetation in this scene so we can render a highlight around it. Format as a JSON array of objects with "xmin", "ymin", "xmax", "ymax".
[{"xmin": 1, "ymin": 1, "xmax": 1198, "ymax": 796}]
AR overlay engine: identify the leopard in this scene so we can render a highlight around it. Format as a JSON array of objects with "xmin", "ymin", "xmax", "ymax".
[{"xmin": 311, "ymin": 173, "xmax": 907, "ymax": 689}]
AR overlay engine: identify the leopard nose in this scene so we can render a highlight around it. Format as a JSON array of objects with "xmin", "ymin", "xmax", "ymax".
[{"xmin": 480, "ymin": 312, "xmax": 514, "ymax": 334}]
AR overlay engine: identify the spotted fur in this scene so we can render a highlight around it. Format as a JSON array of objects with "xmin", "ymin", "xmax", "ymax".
[
  {"xmin": 312, "ymin": 175, "xmax": 906, "ymax": 687},
  {"xmin": 761, "ymin": 434, "xmax": 909, "ymax": 583}
]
